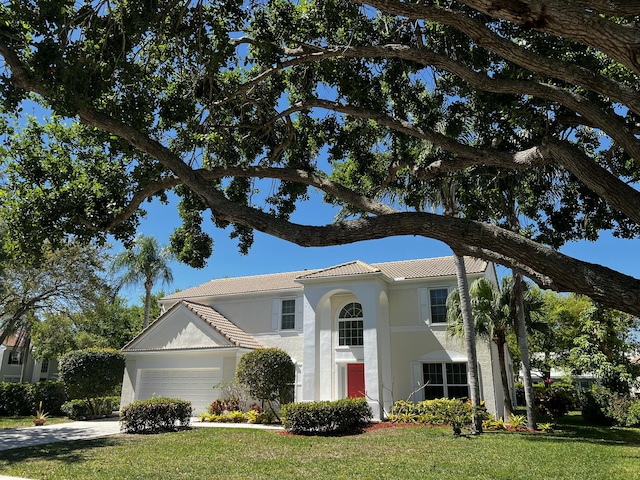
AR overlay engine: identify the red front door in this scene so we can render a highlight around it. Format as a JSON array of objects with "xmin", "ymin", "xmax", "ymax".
[{"xmin": 347, "ymin": 363, "xmax": 365, "ymax": 398}]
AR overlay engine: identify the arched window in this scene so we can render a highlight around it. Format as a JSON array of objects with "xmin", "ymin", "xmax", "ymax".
[{"xmin": 338, "ymin": 302, "xmax": 363, "ymax": 346}]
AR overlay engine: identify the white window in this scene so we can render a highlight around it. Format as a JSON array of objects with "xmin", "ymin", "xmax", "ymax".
[
  {"xmin": 338, "ymin": 302, "xmax": 363, "ymax": 346},
  {"xmin": 429, "ymin": 288, "xmax": 449, "ymax": 323},
  {"xmin": 281, "ymin": 299, "xmax": 296, "ymax": 330},
  {"xmin": 272, "ymin": 297, "xmax": 301, "ymax": 331},
  {"xmin": 419, "ymin": 287, "xmax": 450, "ymax": 324},
  {"xmin": 8, "ymin": 349, "xmax": 22, "ymax": 365},
  {"xmin": 423, "ymin": 362, "xmax": 469, "ymax": 400},
  {"xmin": 41, "ymin": 359, "xmax": 50, "ymax": 374}
]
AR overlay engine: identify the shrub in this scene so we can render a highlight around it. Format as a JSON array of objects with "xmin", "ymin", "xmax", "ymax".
[
  {"xmin": 236, "ymin": 348, "xmax": 294, "ymax": 417},
  {"xmin": 0, "ymin": 382, "xmax": 34, "ymax": 416},
  {"xmin": 533, "ymin": 382, "xmax": 576, "ymax": 421},
  {"xmin": 59, "ymin": 348, "xmax": 125, "ymax": 415},
  {"xmin": 62, "ymin": 396, "xmax": 120, "ymax": 420},
  {"xmin": 389, "ymin": 398, "xmax": 482, "ymax": 435},
  {"xmin": 580, "ymin": 384, "xmax": 616, "ymax": 425},
  {"xmin": 281, "ymin": 398, "xmax": 372, "ymax": 435},
  {"xmin": 579, "ymin": 384, "xmax": 640, "ymax": 427},
  {"xmin": 483, "ymin": 414, "xmax": 506, "ymax": 431},
  {"xmin": 120, "ymin": 397, "xmax": 192, "ymax": 434},
  {"xmin": 30, "ymin": 381, "xmax": 68, "ymax": 416},
  {"xmin": 208, "ymin": 398, "xmax": 241, "ymax": 415}
]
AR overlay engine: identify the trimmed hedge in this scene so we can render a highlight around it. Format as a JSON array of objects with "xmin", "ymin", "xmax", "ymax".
[
  {"xmin": 0, "ymin": 381, "xmax": 67, "ymax": 416},
  {"xmin": 62, "ymin": 396, "xmax": 120, "ymax": 420},
  {"xmin": 281, "ymin": 398, "xmax": 372, "ymax": 435},
  {"xmin": 120, "ymin": 397, "xmax": 193, "ymax": 434},
  {"xmin": 59, "ymin": 348, "xmax": 125, "ymax": 400}
]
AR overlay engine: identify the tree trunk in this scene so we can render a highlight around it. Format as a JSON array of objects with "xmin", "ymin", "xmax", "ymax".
[
  {"xmin": 20, "ymin": 337, "xmax": 31, "ymax": 383},
  {"xmin": 494, "ymin": 335, "xmax": 514, "ymax": 420},
  {"xmin": 143, "ymin": 285, "xmax": 152, "ymax": 329},
  {"xmin": 513, "ymin": 271, "xmax": 537, "ymax": 431},
  {"xmin": 453, "ymin": 253, "xmax": 483, "ymax": 434}
]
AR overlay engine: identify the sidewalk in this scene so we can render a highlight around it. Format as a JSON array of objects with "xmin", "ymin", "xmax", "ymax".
[{"xmin": 0, "ymin": 417, "xmax": 121, "ymax": 452}]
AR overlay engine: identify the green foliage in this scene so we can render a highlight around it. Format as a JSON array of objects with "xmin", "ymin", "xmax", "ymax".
[
  {"xmin": 0, "ymin": 381, "xmax": 67, "ymax": 417},
  {"xmin": 568, "ymin": 305, "xmax": 640, "ymax": 394},
  {"xmin": 58, "ymin": 348, "xmax": 125, "ymax": 401},
  {"xmin": 236, "ymin": 348, "xmax": 295, "ymax": 410},
  {"xmin": 579, "ymin": 385, "xmax": 640, "ymax": 427},
  {"xmin": 119, "ymin": 397, "xmax": 192, "ymax": 434},
  {"xmin": 281, "ymin": 398, "xmax": 372, "ymax": 435},
  {"xmin": 61, "ymin": 396, "xmax": 120, "ymax": 420},
  {"xmin": 30, "ymin": 381, "xmax": 68, "ymax": 417},
  {"xmin": 533, "ymin": 382, "xmax": 577, "ymax": 421},
  {"xmin": 508, "ymin": 414, "xmax": 527, "ymax": 429},
  {"xmin": 482, "ymin": 414, "xmax": 507, "ymax": 431},
  {"xmin": 389, "ymin": 398, "xmax": 486, "ymax": 435},
  {"xmin": 0, "ymin": 382, "xmax": 34, "ymax": 416}
]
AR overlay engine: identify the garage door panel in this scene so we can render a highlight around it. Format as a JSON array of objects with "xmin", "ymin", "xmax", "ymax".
[{"xmin": 138, "ymin": 368, "xmax": 221, "ymax": 414}]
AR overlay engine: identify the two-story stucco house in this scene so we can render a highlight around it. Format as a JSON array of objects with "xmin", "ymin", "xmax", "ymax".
[
  {"xmin": 0, "ymin": 335, "xmax": 58, "ymax": 384},
  {"xmin": 120, "ymin": 256, "xmax": 513, "ymax": 419}
]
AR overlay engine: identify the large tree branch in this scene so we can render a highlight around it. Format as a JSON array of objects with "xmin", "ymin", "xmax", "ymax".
[
  {"xmin": 315, "ymin": 44, "xmax": 640, "ymax": 164},
  {"xmin": 91, "ymin": 166, "xmax": 396, "ymax": 231},
  {"xmin": 285, "ymin": 98, "xmax": 640, "ymax": 225},
  {"xmin": 353, "ymin": 0, "xmax": 640, "ymax": 116},
  {"xmin": 460, "ymin": 0, "xmax": 640, "ymax": 74},
  {"xmin": 566, "ymin": 1, "xmax": 640, "ymax": 16}
]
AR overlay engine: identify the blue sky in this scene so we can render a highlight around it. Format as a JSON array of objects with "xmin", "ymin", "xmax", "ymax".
[{"xmin": 114, "ymin": 189, "xmax": 640, "ymax": 304}]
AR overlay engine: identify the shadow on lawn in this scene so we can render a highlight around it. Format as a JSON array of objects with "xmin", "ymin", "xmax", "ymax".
[
  {"xmin": 0, "ymin": 437, "xmax": 118, "ymax": 468},
  {"xmin": 520, "ymin": 423, "xmax": 640, "ymax": 447}
]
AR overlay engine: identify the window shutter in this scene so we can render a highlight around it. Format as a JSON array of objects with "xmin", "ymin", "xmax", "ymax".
[
  {"xmin": 272, "ymin": 299, "xmax": 280, "ymax": 331},
  {"xmin": 418, "ymin": 288, "xmax": 429, "ymax": 324},
  {"xmin": 295, "ymin": 297, "xmax": 303, "ymax": 330}
]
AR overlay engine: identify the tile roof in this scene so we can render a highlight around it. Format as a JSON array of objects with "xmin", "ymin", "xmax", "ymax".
[
  {"xmin": 297, "ymin": 260, "xmax": 381, "ymax": 280},
  {"xmin": 182, "ymin": 301, "xmax": 263, "ymax": 350},
  {"xmin": 298, "ymin": 256, "xmax": 487, "ymax": 281},
  {"xmin": 162, "ymin": 270, "xmax": 311, "ymax": 301},
  {"xmin": 375, "ymin": 256, "xmax": 488, "ymax": 279},
  {"xmin": 162, "ymin": 256, "xmax": 488, "ymax": 300}
]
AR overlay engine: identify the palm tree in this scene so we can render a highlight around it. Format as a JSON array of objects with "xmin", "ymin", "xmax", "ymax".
[
  {"xmin": 112, "ymin": 235, "xmax": 174, "ymax": 329},
  {"xmin": 448, "ymin": 276, "xmax": 545, "ymax": 421}
]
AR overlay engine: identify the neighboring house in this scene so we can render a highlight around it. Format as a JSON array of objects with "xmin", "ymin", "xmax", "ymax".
[
  {"xmin": 120, "ymin": 256, "xmax": 512, "ymax": 419},
  {"xmin": 0, "ymin": 336, "xmax": 58, "ymax": 384}
]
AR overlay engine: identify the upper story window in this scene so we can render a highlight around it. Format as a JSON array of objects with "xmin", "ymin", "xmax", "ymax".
[
  {"xmin": 8, "ymin": 349, "xmax": 22, "ymax": 365},
  {"xmin": 338, "ymin": 302, "xmax": 363, "ymax": 346},
  {"xmin": 429, "ymin": 288, "xmax": 449, "ymax": 324},
  {"xmin": 41, "ymin": 359, "xmax": 50, "ymax": 374},
  {"xmin": 281, "ymin": 299, "xmax": 296, "ymax": 330}
]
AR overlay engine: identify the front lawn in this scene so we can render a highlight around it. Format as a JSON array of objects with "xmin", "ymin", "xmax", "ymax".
[
  {"xmin": 0, "ymin": 417, "xmax": 72, "ymax": 430},
  {"xmin": 0, "ymin": 422, "xmax": 638, "ymax": 479}
]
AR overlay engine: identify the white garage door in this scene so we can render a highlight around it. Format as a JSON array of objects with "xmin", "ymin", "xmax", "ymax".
[{"xmin": 138, "ymin": 368, "xmax": 221, "ymax": 414}]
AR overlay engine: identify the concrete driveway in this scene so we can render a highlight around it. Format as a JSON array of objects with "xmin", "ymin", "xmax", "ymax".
[{"xmin": 0, "ymin": 417, "xmax": 121, "ymax": 452}]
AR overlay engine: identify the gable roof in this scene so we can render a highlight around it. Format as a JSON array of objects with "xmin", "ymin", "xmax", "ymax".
[
  {"xmin": 123, "ymin": 300, "xmax": 262, "ymax": 351},
  {"xmin": 182, "ymin": 301, "xmax": 263, "ymax": 350},
  {"xmin": 162, "ymin": 256, "xmax": 488, "ymax": 301}
]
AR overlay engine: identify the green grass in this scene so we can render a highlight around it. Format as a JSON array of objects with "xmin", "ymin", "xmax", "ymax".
[
  {"xmin": 0, "ymin": 416, "xmax": 72, "ymax": 430},
  {"xmin": 0, "ymin": 422, "xmax": 639, "ymax": 479}
]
